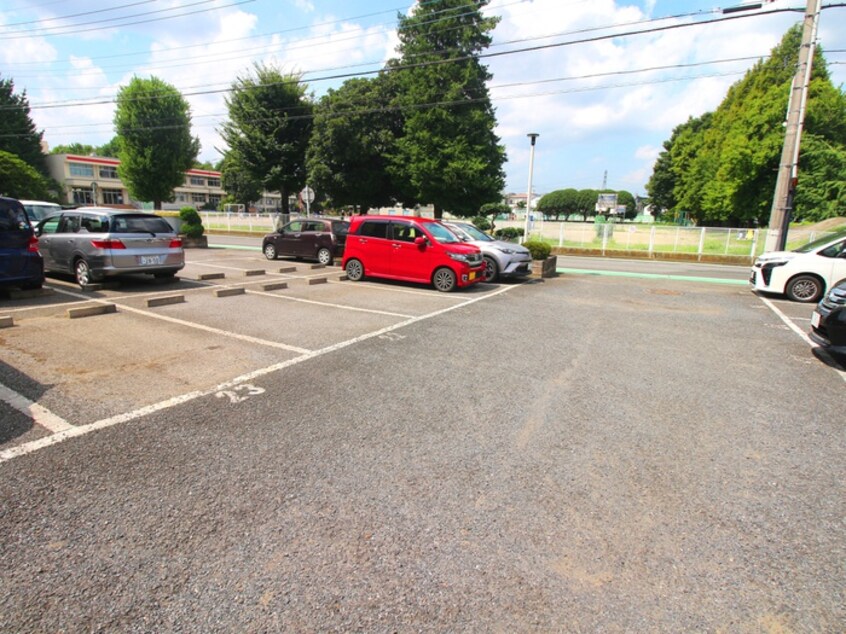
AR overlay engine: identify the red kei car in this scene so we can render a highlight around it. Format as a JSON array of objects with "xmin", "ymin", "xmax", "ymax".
[{"xmin": 342, "ymin": 215, "xmax": 485, "ymax": 292}]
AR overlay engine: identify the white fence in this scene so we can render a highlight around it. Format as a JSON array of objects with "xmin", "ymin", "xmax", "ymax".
[
  {"xmin": 199, "ymin": 212, "xmax": 836, "ymax": 259},
  {"xmin": 503, "ymin": 220, "xmax": 836, "ymax": 259}
]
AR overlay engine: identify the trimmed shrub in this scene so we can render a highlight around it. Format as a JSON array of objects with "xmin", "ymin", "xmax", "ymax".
[
  {"xmin": 523, "ymin": 238, "xmax": 551, "ymax": 261},
  {"xmin": 179, "ymin": 206, "xmax": 204, "ymax": 237},
  {"xmin": 493, "ymin": 226, "xmax": 524, "ymax": 241},
  {"xmin": 471, "ymin": 216, "xmax": 491, "ymax": 231}
]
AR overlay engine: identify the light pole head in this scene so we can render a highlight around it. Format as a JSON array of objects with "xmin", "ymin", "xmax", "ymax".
[{"xmin": 527, "ymin": 133, "xmax": 539, "ymax": 146}]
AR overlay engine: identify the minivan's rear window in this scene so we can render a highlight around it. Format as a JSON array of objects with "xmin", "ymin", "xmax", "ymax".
[{"xmin": 111, "ymin": 215, "xmax": 173, "ymax": 234}]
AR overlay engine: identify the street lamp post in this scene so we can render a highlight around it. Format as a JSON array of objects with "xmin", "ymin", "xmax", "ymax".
[{"xmin": 524, "ymin": 133, "xmax": 539, "ymax": 243}]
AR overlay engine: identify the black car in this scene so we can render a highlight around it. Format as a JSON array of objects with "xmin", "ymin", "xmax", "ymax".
[
  {"xmin": 809, "ymin": 280, "xmax": 846, "ymax": 355},
  {"xmin": 0, "ymin": 196, "xmax": 44, "ymax": 291},
  {"xmin": 262, "ymin": 217, "xmax": 349, "ymax": 266}
]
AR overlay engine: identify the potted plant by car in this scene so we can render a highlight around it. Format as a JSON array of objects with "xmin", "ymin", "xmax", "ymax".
[
  {"xmin": 179, "ymin": 206, "xmax": 207, "ymax": 248},
  {"xmin": 523, "ymin": 238, "xmax": 557, "ymax": 278}
]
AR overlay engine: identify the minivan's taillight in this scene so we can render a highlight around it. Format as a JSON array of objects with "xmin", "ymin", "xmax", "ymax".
[
  {"xmin": 169, "ymin": 238, "xmax": 182, "ymax": 248},
  {"xmin": 91, "ymin": 239, "xmax": 126, "ymax": 249},
  {"xmin": 27, "ymin": 236, "xmax": 39, "ymax": 253}
]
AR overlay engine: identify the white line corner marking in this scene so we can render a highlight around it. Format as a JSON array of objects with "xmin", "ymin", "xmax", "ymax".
[{"xmin": 0, "ymin": 383, "xmax": 73, "ymax": 433}]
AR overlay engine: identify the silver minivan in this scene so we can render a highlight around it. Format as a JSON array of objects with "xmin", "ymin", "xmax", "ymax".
[{"xmin": 36, "ymin": 208, "xmax": 184, "ymax": 287}]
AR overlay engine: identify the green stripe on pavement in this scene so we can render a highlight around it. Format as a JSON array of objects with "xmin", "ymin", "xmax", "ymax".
[
  {"xmin": 208, "ymin": 243, "xmax": 262, "ymax": 251},
  {"xmin": 556, "ymin": 267, "xmax": 748, "ymax": 286}
]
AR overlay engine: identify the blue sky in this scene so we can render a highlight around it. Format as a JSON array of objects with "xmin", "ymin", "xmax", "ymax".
[{"xmin": 2, "ymin": 0, "xmax": 844, "ymax": 199}]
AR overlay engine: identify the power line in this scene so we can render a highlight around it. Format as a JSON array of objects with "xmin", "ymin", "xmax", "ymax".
[
  {"xmin": 1, "ymin": 0, "xmax": 257, "ymax": 39},
  {"xmin": 0, "ymin": 0, "xmax": 160, "ymax": 29},
  {"xmin": 8, "ymin": 4, "xmax": 802, "ymax": 112}
]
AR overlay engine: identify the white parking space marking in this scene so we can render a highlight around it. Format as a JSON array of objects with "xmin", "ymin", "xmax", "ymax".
[
  {"xmin": 50, "ymin": 287, "xmax": 312, "ymax": 355},
  {"xmin": 758, "ymin": 295, "xmax": 846, "ymax": 382},
  {"xmin": 246, "ymin": 288, "xmax": 414, "ymax": 318},
  {"xmin": 0, "ymin": 283, "xmax": 518, "ymax": 464},
  {"xmin": 0, "ymin": 383, "xmax": 73, "ymax": 433},
  {"xmin": 325, "ymin": 279, "xmax": 471, "ymax": 299}
]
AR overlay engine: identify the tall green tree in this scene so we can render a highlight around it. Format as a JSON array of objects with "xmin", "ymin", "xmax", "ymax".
[
  {"xmin": 220, "ymin": 149, "xmax": 263, "ymax": 209},
  {"xmin": 0, "ymin": 76, "xmax": 47, "ymax": 176},
  {"xmin": 648, "ymin": 26, "xmax": 846, "ymax": 226},
  {"xmin": 389, "ymin": 0, "xmax": 505, "ymax": 218},
  {"xmin": 221, "ymin": 64, "xmax": 313, "ymax": 214},
  {"xmin": 113, "ymin": 76, "xmax": 199, "ymax": 210},
  {"xmin": 537, "ymin": 189, "xmax": 580, "ymax": 220},
  {"xmin": 51, "ymin": 138, "xmax": 120, "ymax": 158},
  {"xmin": 50, "ymin": 143, "xmax": 97, "ymax": 156},
  {"xmin": 0, "ymin": 149, "xmax": 52, "ymax": 199},
  {"xmin": 306, "ymin": 75, "xmax": 401, "ymax": 212}
]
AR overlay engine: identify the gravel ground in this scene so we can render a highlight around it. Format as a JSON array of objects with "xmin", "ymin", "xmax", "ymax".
[{"xmin": 1, "ymin": 275, "xmax": 843, "ymax": 632}]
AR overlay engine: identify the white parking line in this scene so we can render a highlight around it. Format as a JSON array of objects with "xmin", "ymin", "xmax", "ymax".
[
  {"xmin": 49, "ymin": 287, "xmax": 312, "ymax": 355},
  {"xmin": 246, "ymin": 288, "xmax": 414, "ymax": 318},
  {"xmin": 0, "ymin": 383, "xmax": 73, "ymax": 433},
  {"xmin": 758, "ymin": 295, "xmax": 846, "ymax": 382},
  {"xmin": 0, "ymin": 283, "xmax": 518, "ymax": 463},
  {"xmin": 325, "ymin": 278, "xmax": 472, "ymax": 299}
]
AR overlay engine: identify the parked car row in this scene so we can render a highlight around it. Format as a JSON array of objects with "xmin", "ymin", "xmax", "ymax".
[
  {"xmin": 1, "ymin": 196, "xmax": 184, "ymax": 290},
  {"xmin": 261, "ymin": 214, "xmax": 533, "ymax": 292}
]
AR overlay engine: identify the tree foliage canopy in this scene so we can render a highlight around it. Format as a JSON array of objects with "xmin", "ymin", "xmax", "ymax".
[
  {"xmin": 0, "ymin": 149, "xmax": 52, "ymax": 200},
  {"xmin": 387, "ymin": 0, "xmax": 505, "ymax": 218},
  {"xmin": 113, "ymin": 76, "xmax": 199, "ymax": 209},
  {"xmin": 306, "ymin": 76, "xmax": 401, "ymax": 212},
  {"xmin": 646, "ymin": 26, "xmax": 846, "ymax": 226},
  {"xmin": 221, "ymin": 64, "xmax": 313, "ymax": 214},
  {"xmin": 0, "ymin": 76, "xmax": 47, "ymax": 176}
]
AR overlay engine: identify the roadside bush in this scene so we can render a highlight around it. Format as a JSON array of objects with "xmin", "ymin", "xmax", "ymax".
[
  {"xmin": 179, "ymin": 206, "xmax": 205, "ymax": 238},
  {"xmin": 523, "ymin": 238, "xmax": 551, "ymax": 261},
  {"xmin": 493, "ymin": 226, "xmax": 524, "ymax": 241}
]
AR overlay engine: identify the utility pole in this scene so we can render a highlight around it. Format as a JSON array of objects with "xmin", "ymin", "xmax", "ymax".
[{"xmin": 764, "ymin": 0, "xmax": 821, "ymax": 252}]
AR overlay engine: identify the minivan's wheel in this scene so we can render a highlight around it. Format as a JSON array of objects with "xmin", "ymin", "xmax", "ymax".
[
  {"xmin": 433, "ymin": 267, "xmax": 457, "ymax": 292},
  {"xmin": 74, "ymin": 258, "xmax": 98, "ymax": 287},
  {"xmin": 345, "ymin": 259, "xmax": 364, "ymax": 281},
  {"xmin": 317, "ymin": 247, "xmax": 333, "ymax": 266},
  {"xmin": 483, "ymin": 256, "xmax": 499, "ymax": 282},
  {"xmin": 786, "ymin": 275, "xmax": 824, "ymax": 303},
  {"xmin": 263, "ymin": 243, "xmax": 277, "ymax": 260}
]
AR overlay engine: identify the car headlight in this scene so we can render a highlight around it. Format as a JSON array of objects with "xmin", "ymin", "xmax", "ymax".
[
  {"xmin": 495, "ymin": 246, "xmax": 516, "ymax": 254},
  {"xmin": 761, "ymin": 260, "xmax": 788, "ymax": 268},
  {"xmin": 447, "ymin": 252, "xmax": 470, "ymax": 263}
]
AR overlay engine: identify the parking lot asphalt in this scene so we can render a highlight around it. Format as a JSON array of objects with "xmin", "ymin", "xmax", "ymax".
[{"xmin": 1, "ymin": 245, "xmax": 844, "ymax": 631}]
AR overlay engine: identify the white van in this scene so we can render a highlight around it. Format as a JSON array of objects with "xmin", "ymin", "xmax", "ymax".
[
  {"xmin": 19, "ymin": 200, "xmax": 62, "ymax": 227},
  {"xmin": 750, "ymin": 229, "xmax": 846, "ymax": 302}
]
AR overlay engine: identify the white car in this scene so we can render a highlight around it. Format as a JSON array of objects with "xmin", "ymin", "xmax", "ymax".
[
  {"xmin": 750, "ymin": 229, "xmax": 846, "ymax": 302},
  {"xmin": 19, "ymin": 200, "xmax": 62, "ymax": 228}
]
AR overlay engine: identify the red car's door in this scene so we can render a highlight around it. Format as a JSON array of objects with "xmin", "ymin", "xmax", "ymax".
[
  {"xmin": 351, "ymin": 219, "xmax": 392, "ymax": 276},
  {"xmin": 389, "ymin": 221, "xmax": 436, "ymax": 282}
]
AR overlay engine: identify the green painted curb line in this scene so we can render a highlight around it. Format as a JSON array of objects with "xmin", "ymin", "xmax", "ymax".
[
  {"xmin": 556, "ymin": 267, "xmax": 748, "ymax": 286},
  {"xmin": 208, "ymin": 243, "xmax": 262, "ymax": 251}
]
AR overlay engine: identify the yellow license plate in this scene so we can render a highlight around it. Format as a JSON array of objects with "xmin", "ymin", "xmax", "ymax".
[{"xmin": 469, "ymin": 271, "xmax": 477, "ymax": 280}]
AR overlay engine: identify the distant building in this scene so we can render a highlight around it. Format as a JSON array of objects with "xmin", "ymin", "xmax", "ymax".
[
  {"xmin": 504, "ymin": 192, "xmax": 540, "ymax": 214},
  {"xmin": 44, "ymin": 154, "xmax": 282, "ymax": 212}
]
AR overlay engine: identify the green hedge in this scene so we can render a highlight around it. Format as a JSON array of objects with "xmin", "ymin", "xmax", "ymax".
[{"xmin": 179, "ymin": 206, "xmax": 204, "ymax": 238}]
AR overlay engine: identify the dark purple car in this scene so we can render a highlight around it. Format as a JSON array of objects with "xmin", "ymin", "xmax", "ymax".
[{"xmin": 262, "ymin": 217, "xmax": 349, "ymax": 266}]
